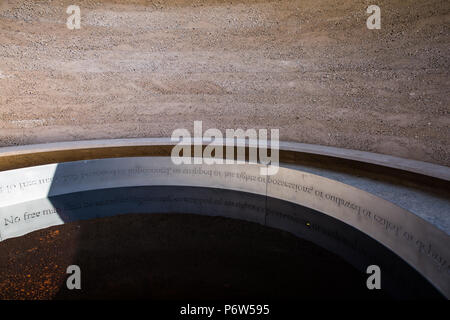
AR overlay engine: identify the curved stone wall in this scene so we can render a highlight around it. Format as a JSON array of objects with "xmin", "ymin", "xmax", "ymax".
[{"xmin": 0, "ymin": 140, "xmax": 448, "ymax": 298}]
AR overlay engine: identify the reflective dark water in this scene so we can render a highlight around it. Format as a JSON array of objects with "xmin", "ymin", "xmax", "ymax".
[{"xmin": 0, "ymin": 186, "xmax": 444, "ymax": 299}]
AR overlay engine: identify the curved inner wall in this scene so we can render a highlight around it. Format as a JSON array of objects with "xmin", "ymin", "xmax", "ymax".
[
  {"xmin": 1, "ymin": 0, "xmax": 448, "ymax": 301},
  {"xmin": 0, "ymin": 156, "xmax": 448, "ymax": 298},
  {"xmin": 0, "ymin": 186, "xmax": 443, "ymax": 299}
]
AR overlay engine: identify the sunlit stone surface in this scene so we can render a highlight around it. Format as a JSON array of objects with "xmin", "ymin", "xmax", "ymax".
[{"xmin": 0, "ymin": 157, "xmax": 448, "ymax": 298}]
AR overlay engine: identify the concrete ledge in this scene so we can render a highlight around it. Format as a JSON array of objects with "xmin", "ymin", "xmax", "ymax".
[
  {"xmin": 0, "ymin": 138, "xmax": 448, "ymax": 180},
  {"xmin": 0, "ymin": 138, "xmax": 448, "ymax": 189}
]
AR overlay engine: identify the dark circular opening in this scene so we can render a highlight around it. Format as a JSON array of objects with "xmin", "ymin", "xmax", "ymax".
[{"xmin": 0, "ymin": 186, "xmax": 443, "ymax": 300}]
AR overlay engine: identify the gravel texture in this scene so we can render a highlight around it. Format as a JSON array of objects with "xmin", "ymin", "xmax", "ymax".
[{"xmin": 0, "ymin": 0, "xmax": 449, "ymax": 165}]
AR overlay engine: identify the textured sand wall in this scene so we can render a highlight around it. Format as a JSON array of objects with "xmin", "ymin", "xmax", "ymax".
[{"xmin": 0, "ymin": 0, "xmax": 449, "ymax": 165}]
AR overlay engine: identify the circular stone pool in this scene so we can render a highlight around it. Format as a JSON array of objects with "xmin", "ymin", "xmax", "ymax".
[
  {"xmin": 0, "ymin": 140, "xmax": 448, "ymax": 300},
  {"xmin": 0, "ymin": 187, "xmax": 443, "ymax": 300}
]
